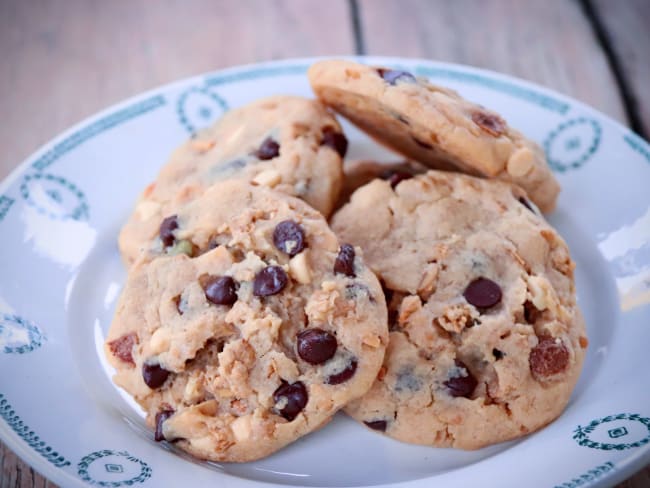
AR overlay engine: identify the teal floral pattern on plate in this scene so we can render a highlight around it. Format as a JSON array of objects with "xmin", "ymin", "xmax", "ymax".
[
  {"xmin": 544, "ymin": 117, "xmax": 602, "ymax": 172},
  {"xmin": 20, "ymin": 173, "xmax": 89, "ymax": 221},
  {"xmin": 176, "ymin": 87, "xmax": 228, "ymax": 134},
  {"xmin": 574, "ymin": 414, "xmax": 650, "ymax": 451},
  {"xmin": 77, "ymin": 450, "xmax": 151, "ymax": 487},
  {"xmin": 0, "ymin": 393, "xmax": 70, "ymax": 467},
  {"xmin": 0, "ymin": 314, "xmax": 44, "ymax": 354},
  {"xmin": 553, "ymin": 462, "xmax": 615, "ymax": 488}
]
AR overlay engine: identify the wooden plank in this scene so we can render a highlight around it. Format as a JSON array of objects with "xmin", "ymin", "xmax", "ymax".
[
  {"xmin": 0, "ymin": 0, "xmax": 354, "ymax": 179},
  {"xmin": 358, "ymin": 0, "xmax": 627, "ymax": 124},
  {"xmin": 593, "ymin": 0, "xmax": 650, "ymax": 136}
]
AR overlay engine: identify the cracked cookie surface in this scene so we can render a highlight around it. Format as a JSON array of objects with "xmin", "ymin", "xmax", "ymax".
[
  {"xmin": 106, "ymin": 181, "xmax": 388, "ymax": 462},
  {"xmin": 331, "ymin": 170, "xmax": 587, "ymax": 449},
  {"xmin": 119, "ymin": 95, "xmax": 346, "ymax": 266},
  {"xmin": 309, "ymin": 59, "xmax": 559, "ymax": 213}
]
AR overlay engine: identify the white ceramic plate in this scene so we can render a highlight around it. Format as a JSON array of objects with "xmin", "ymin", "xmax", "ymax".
[{"xmin": 1, "ymin": 57, "xmax": 649, "ymax": 488}]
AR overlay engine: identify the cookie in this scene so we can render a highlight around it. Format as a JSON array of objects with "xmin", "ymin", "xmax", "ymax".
[
  {"xmin": 105, "ymin": 180, "xmax": 388, "ymax": 462},
  {"xmin": 337, "ymin": 159, "xmax": 427, "ymax": 210},
  {"xmin": 119, "ymin": 95, "xmax": 346, "ymax": 266},
  {"xmin": 308, "ymin": 60, "xmax": 559, "ymax": 213},
  {"xmin": 331, "ymin": 171, "xmax": 587, "ymax": 449}
]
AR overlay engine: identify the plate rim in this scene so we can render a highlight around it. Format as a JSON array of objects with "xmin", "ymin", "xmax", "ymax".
[{"xmin": 1, "ymin": 55, "xmax": 649, "ymax": 488}]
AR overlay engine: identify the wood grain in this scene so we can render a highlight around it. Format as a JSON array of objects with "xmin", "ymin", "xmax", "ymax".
[
  {"xmin": 358, "ymin": 0, "xmax": 627, "ymax": 124},
  {"xmin": 0, "ymin": 0, "xmax": 354, "ymax": 179},
  {"xmin": 593, "ymin": 0, "xmax": 650, "ymax": 136}
]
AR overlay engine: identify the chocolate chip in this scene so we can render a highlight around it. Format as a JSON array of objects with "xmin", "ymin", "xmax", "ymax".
[
  {"xmin": 523, "ymin": 300, "xmax": 540, "ymax": 324},
  {"xmin": 142, "ymin": 362, "xmax": 170, "ymax": 389},
  {"xmin": 334, "ymin": 244, "xmax": 356, "ymax": 277},
  {"xmin": 273, "ymin": 381, "xmax": 308, "ymax": 421},
  {"xmin": 297, "ymin": 328, "xmax": 337, "ymax": 365},
  {"xmin": 159, "ymin": 215, "xmax": 178, "ymax": 248},
  {"xmin": 255, "ymin": 137, "xmax": 280, "ymax": 160},
  {"xmin": 530, "ymin": 337, "xmax": 569, "ymax": 379},
  {"xmin": 377, "ymin": 68, "xmax": 416, "ymax": 85},
  {"xmin": 253, "ymin": 266, "xmax": 288, "ymax": 296},
  {"xmin": 273, "ymin": 220, "xmax": 306, "ymax": 257},
  {"xmin": 326, "ymin": 359, "xmax": 357, "ymax": 385},
  {"xmin": 203, "ymin": 275, "xmax": 238, "ymax": 305},
  {"xmin": 155, "ymin": 409, "xmax": 174, "ymax": 442},
  {"xmin": 492, "ymin": 348, "xmax": 504, "ymax": 360},
  {"xmin": 364, "ymin": 420, "xmax": 387, "ymax": 432},
  {"xmin": 412, "ymin": 136, "xmax": 433, "ymax": 150},
  {"xmin": 472, "ymin": 112, "xmax": 506, "ymax": 136},
  {"xmin": 518, "ymin": 197, "xmax": 535, "ymax": 213},
  {"xmin": 321, "ymin": 127, "xmax": 348, "ymax": 157},
  {"xmin": 444, "ymin": 360, "xmax": 477, "ymax": 398},
  {"xmin": 108, "ymin": 332, "xmax": 138, "ymax": 366},
  {"xmin": 463, "ymin": 278, "xmax": 502, "ymax": 308},
  {"xmin": 380, "ymin": 169, "xmax": 413, "ymax": 189}
]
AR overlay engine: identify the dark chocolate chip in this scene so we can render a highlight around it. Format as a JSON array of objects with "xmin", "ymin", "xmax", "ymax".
[
  {"xmin": 326, "ymin": 359, "xmax": 358, "ymax": 385},
  {"xmin": 492, "ymin": 348, "xmax": 504, "ymax": 360},
  {"xmin": 159, "ymin": 215, "xmax": 178, "ymax": 248},
  {"xmin": 321, "ymin": 127, "xmax": 348, "ymax": 158},
  {"xmin": 444, "ymin": 360, "xmax": 477, "ymax": 398},
  {"xmin": 334, "ymin": 244, "xmax": 356, "ymax": 277},
  {"xmin": 273, "ymin": 381, "xmax": 308, "ymax": 421},
  {"xmin": 297, "ymin": 328, "xmax": 337, "ymax": 365},
  {"xmin": 530, "ymin": 337, "xmax": 569, "ymax": 378},
  {"xmin": 380, "ymin": 169, "xmax": 413, "ymax": 188},
  {"xmin": 253, "ymin": 266, "xmax": 288, "ymax": 296},
  {"xmin": 142, "ymin": 362, "xmax": 170, "ymax": 389},
  {"xmin": 518, "ymin": 197, "xmax": 535, "ymax": 213},
  {"xmin": 203, "ymin": 275, "xmax": 238, "ymax": 306},
  {"xmin": 523, "ymin": 300, "xmax": 539, "ymax": 324},
  {"xmin": 273, "ymin": 220, "xmax": 306, "ymax": 257},
  {"xmin": 108, "ymin": 332, "xmax": 138, "ymax": 366},
  {"xmin": 471, "ymin": 111, "xmax": 506, "ymax": 136},
  {"xmin": 412, "ymin": 136, "xmax": 433, "ymax": 150},
  {"xmin": 155, "ymin": 409, "xmax": 174, "ymax": 442},
  {"xmin": 255, "ymin": 137, "xmax": 280, "ymax": 160},
  {"xmin": 377, "ymin": 68, "xmax": 416, "ymax": 85},
  {"xmin": 463, "ymin": 277, "xmax": 502, "ymax": 308},
  {"xmin": 364, "ymin": 420, "xmax": 387, "ymax": 432}
]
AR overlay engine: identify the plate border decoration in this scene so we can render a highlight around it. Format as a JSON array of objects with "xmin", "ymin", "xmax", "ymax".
[
  {"xmin": 20, "ymin": 172, "xmax": 89, "ymax": 221},
  {"xmin": 0, "ymin": 57, "xmax": 649, "ymax": 488},
  {"xmin": 573, "ymin": 413, "xmax": 650, "ymax": 451},
  {"xmin": 544, "ymin": 117, "xmax": 602, "ymax": 173},
  {"xmin": 0, "ymin": 393, "xmax": 70, "ymax": 467},
  {"xmin": 77, "ymin": 450, "xmax": 152, "ymax": 487},
  {"xmin": 176, "ymin": 86, "xmax": 229, "ymax": 134},
  {"xmin": 0, "ymin": 314, "xmax": 44, "ymax": 354}
]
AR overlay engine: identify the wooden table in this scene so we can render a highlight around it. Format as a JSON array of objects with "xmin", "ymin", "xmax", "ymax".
[{"xmin": 1, "ymin": 1, "xmax": 648, "ymax": 486}]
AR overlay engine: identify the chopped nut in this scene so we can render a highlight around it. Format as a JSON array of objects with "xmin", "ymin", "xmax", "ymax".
[
  {"xmin": 135, "ymin": 200, "xmax": 161, "ymax": 220},
  {"xmin": 579, "ymin": 336, "xmax": 589, "ymax": 348},
  {"xmin": 362, "ymin": 334, "xmax": 381, "ymax": 348},
  {"xmin": 377, "ymin": 366, "xmax": 387, "ymax": 381},
  {"xmin": 149, "ymin": 328, "xmax": 171, "ymax": 355},
  {"xmin": 252, "ymin": 169, "xmax": 282, "ymax": 187},
  {"xmin": 398, "ymin": 295, "xmax": 422, "ymax": 326},
  {"xmin": 230, "ymin": 415, "xmax": 252, "ymax": 441},
  {"xmin": 321, "ymin": 280, "xmax": 337, "ymax": 292},
  {"xmin": 417, "ymin": 264, "xmax": 439, "ymax": 298},
  {"xmin": 289, "ymin": 252, "xmax": 312, "ymax": 284},
  {"xmin": 191, "ymin": 139, "xmax": 216, "ymax": 152},
  {"xmin": 166, "ymin": 239, "xmax": 193, "ymax": 257},
  {"xmin": 183, "ymin": 375, "xmax": 203, "ymax": 402},
  {"xmin": 507, "ymin": 147, "xmax": 534, "ymax": 177}
]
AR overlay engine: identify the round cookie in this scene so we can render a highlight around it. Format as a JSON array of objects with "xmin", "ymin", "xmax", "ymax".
[
  {"xmin": 337, "ymin": 159, "xmax": 427, "ymax": 210},
  {"xmin": 309, "ymin": 60, "xmax": 559, "ymax": 213},
  {"xmin": 331, "ymin": 170, "xmax": 587, "ymax": 449},
  {"xmin": 106, "ymin": 180, "xmax": 388, "ymax": 462},
  {"xmin": 119, "ymin": 95, "xmax": 346, "ymax": 266}
]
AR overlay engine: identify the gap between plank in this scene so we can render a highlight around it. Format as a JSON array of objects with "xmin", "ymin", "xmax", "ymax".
[
  {"xmin": 579, "ymin": 0, "xmax": 647, "ymax": 137},
  {"xmin": 348, "ymin": 0, "xmax": 366, "ymax": 55}
]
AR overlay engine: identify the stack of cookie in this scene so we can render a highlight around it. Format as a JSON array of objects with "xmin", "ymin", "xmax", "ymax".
[{"xmin": 105, "ymin": 59, "xmax": 588, "ymax": 462}]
